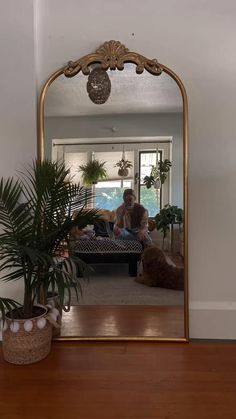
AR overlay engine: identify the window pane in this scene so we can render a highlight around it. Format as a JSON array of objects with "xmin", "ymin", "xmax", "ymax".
[
  {"xmin": 95, "ymin": 180, "xmax": 132, "ymax": 210},
  {"xmin": 140, "ymin": 152, "xmax": 157, "ymax": 182},
  {"xmin": 139, "ymin": 151, "xmax": 161, "ymax": 216},
  {"xmin": 64, "ymin": 152, "xmax": 88, "ymax": 184},
  {"xmin": 140, "ymin": 185, "xmax": 160, "ymax": 217}
]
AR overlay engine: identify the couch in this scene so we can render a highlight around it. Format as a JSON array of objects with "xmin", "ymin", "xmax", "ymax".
[{"xmin": 70, "ymin": 209, "xmax": 143, "ymax": 276}]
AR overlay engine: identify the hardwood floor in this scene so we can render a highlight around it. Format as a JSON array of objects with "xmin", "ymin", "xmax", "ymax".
[
  {"xmin": 57, "ymin": 305, "xmax": 185, "ymax": 339},
  {"xmin": 1, "ymin": 341, "xmax": 236, "ymax": 418}
]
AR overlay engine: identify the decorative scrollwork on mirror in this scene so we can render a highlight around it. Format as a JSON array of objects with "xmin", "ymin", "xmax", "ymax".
[
  {"xmin": 38, "ymin": 40, "xmax": 189, "ymax": 341},
  {"xmin": 64, "ymin": 40, "xmax": 163, "ymax": 77}
]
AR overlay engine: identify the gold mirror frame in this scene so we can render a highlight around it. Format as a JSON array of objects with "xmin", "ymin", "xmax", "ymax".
[{"xmin": 38, "ymin": 40, "xmax": 189, "ymax": 342}]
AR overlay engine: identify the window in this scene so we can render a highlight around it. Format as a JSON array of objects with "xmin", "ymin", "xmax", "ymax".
[
  {"xmin": 95, "ymin": 180, "xmax": 133, "ymax": 210},
  {"xmin": 94, "ymin": 151, "xmax": 134, "ymax": 210},
  {"xmin": 139, "ymin": 151, "xmax": 162, "ymax": 217}
]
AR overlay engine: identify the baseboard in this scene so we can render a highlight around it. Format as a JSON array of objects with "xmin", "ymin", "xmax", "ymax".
[
  {"xmin": 190, "ymin": 338, "xmax": 236, "ymax": 343},
  {"xmin": 189, "ymin": 302, "xmax": 236, "ymax": 339}
]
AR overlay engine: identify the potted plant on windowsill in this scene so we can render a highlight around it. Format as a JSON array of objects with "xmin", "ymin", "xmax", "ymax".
[
  {"xmin": 78, "ymin": 159, "xmax": 107, "ymax": 185},
  {"xmin": 0, "ymin": 160, "xmax": 99, "ymax": 364}
]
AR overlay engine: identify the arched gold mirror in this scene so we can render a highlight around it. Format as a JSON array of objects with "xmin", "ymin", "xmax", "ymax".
[{"xmin": 38, "ymin": 40, "xmax": 188, "ymax": 341}]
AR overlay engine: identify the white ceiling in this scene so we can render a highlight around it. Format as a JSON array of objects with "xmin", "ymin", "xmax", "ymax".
[{"xmin": 45, "ymin": 64, "xmax": 182, "ymax": 117}]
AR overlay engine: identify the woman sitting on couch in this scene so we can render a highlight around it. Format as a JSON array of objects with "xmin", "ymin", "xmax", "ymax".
[{"xmin": 114, "ymin": 189, "xmax": 152, "ymax": 247}]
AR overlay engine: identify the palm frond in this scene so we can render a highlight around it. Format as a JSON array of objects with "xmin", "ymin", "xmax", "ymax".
[
  {"xmin": 0, "ymin": 297, "xmax": 21, "ymax": 322},
  {"xmin": 0, "ymin": 178, "xmax": 31, "ymax": 234}
]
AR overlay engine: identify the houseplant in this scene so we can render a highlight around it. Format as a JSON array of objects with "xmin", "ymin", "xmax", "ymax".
[
  {"xmin": 155, "ymin": 204, "xmax": 184, "ymax": 251},
  {"xmin": 115, "ymin": 158, "xmax": 133, "ymax": 177},
  {"xmin": 0, "ymin": 159, "xmax": 98, "ymax": 364},
  {"xmin": 143, "ymin": 159, "xmax": 172, "ymax": 189},
  {"xmin": 78, "ymin": 159, "xmax": 107, "ymax": 185}
]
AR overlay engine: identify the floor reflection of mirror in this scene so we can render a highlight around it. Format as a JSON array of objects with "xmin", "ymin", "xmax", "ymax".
[
  {"xmin": 57, "ymin": 262, "xmax": 185, "ymax": 339},
  {"xmin": 59, "ymin": 305, "xmax": 184, "ymax": 339}
]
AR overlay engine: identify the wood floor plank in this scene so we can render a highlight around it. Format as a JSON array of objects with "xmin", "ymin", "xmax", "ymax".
[
  {"xmin": 1, "ymin": 342, "xmax": 236, "ymax": 418},
  {"xmin": 58, "ymin": 305, "xmax": 185, "ymax": 339}
]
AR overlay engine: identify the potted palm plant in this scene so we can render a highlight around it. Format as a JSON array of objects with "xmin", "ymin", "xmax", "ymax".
[
  {"xmin": 0, "ymin": 159, "xmax": 98, "ymax": 364},
  {"xmin": 78, "ymin": 159, "xmax": 107, "ymax": 185}
]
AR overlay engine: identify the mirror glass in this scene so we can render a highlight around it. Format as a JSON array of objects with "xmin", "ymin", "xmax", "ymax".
[{"xmin": 41, "ymin": 49, "xmax": 187, "ymax": 341}]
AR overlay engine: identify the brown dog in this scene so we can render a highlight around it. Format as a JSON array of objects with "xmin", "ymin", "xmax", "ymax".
[{"xmin": 135, "ymin": 246, "xmax": 184, "ymax": 290}]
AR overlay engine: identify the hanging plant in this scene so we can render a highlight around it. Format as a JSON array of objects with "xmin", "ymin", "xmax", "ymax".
[
  {"xmin": 158, "ymin": 159, "xmax": 172, "ymax": 184},
  {"xmin": 78, "ymin": 159, "xmax": 107, "ymax": 185},
  {"xmin": 143, "ymin": 159, "xmax": 172, "ymax": 189},
  {"xmin": 115, "ymin": 158, "xmax": 133, "ymax": 177},
  {"xmin": 115, "ymin": 147, "xmax": 133, "ymax": 177}
]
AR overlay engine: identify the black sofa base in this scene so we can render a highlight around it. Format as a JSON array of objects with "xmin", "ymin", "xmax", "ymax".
[{"xmin": 74, "ymin": 252, "xmax": 140, "ymax": 277}]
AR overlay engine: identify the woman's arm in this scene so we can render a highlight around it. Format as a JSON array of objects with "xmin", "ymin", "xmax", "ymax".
[
  {"xmin": 114, "ymin": 204, "xmax": 127, "ymax": 229},
  {"xmin": 137, "ymin": 209, "xmax": 149, "ymax": 240}
]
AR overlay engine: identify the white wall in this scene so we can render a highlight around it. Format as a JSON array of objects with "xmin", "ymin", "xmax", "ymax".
[
  {"xmin": 0, "ymin": 0, "xmax": 37, "ymax": 304},
  {"xmin": 0, "ymin": 0, "xmax": 37, "ymax": 177},
  {"xmin": 1, "ymin": 0, "xmax": 236, "ymax": 338}
]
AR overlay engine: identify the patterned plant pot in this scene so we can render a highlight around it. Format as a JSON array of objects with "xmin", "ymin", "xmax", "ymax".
[{"xmin": 2, "ymin": 305, "xmax": 53, "ymax": 365}]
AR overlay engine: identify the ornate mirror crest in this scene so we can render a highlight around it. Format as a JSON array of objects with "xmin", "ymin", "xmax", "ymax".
[
  {"xmin": 64, "ymin": 40, "xmax": 163, "ymax": 77},
  {"xmin": 38, "ymin": 40, "xmax": 189, "ymax": 342}
]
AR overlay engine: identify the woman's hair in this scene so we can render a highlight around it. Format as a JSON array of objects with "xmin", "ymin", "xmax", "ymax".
[
  {"xmin": 123, "ymin": 189, "xmax": 135, "ymax": 201},
  {"xmin": 130, "ymin": 203, "xmax": 145, "ymax": 229},
  {"xmin": 122, "ymin": 189, "xmax": 145, "ymax": 228}
]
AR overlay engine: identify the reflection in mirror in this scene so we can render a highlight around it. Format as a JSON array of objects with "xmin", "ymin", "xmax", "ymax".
[{"xmin": 40, "ymin": 42, "xmax": 187, "ymax": 341}]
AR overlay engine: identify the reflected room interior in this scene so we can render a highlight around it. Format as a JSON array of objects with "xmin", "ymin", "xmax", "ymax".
[{"xmin": 40, "ymin": 41, "xmax": 187, "ymax": 340}]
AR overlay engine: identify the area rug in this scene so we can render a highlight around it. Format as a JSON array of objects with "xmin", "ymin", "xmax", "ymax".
[{"xmin": 71, "ymin": 263, "xmax": 184, "ymax": 306}]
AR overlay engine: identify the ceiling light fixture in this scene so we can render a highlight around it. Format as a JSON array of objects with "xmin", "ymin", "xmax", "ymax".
[{"xmin": 87, "ymin": 67, "xmax": 111, "ymax": 105}]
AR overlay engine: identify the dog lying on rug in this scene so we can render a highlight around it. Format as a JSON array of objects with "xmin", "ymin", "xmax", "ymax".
[{"xmin": 135, "ymin": 246, "xmax": 184, "ymax": 290}]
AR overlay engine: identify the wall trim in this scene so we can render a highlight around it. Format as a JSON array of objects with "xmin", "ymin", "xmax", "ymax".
[
  {"xmin": 190, "ymin": 304, "xmax": 236, "ymax": 339},
  {"xmin": 190, "ymin": 301, "xmax": 236, "ymax": 310}
]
